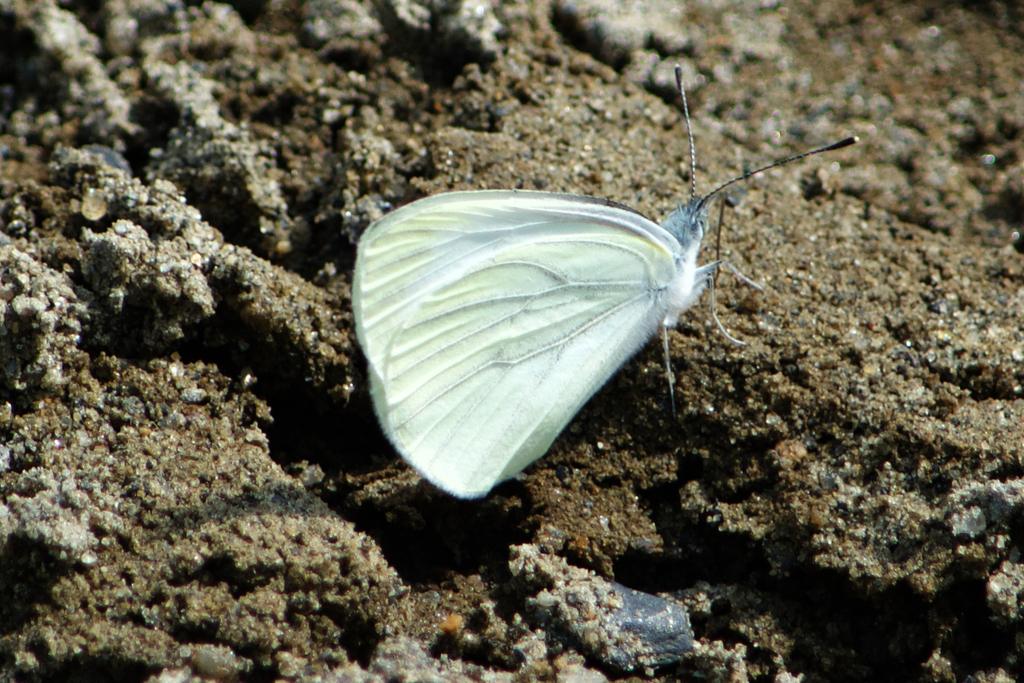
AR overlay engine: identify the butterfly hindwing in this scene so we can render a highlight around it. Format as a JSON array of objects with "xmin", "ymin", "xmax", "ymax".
[{"xmin": 353, "ymin": 191, "xmax": 682, "ymax": 497}]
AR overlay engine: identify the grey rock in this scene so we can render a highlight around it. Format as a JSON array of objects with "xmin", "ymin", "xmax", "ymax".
[{"xmin": 510, "ymin": 544, "xmax": 694, "ymax": 673}]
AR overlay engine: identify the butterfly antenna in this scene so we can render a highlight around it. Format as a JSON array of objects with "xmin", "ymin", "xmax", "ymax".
[
  {"xmin": 697, "ymin": 136, "xmax": 858, "ymax": 211},
  {"xmin": 675, "ymin": 65, "xmax": 698, "ymax": 201}
]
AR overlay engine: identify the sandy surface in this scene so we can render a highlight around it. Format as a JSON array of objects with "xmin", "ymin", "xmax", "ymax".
[{"xmin": 1, "ymin": 1, "xmax": 1023, "ymax": 681}]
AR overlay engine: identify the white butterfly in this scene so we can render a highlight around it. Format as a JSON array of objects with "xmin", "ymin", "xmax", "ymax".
[{"xmin": 352, "ymin": 67, "xmax": 855, "ymax": 498}]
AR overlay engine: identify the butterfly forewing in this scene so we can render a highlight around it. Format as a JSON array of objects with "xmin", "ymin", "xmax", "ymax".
[{"xmin": 353, "ymin": 191, "xmax": 682, "ymax": 497}]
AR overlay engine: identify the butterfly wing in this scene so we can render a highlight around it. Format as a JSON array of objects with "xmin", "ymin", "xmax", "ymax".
[{"xmin": 353, "ymin": 190, "xmax": 682, "ymax": 498}]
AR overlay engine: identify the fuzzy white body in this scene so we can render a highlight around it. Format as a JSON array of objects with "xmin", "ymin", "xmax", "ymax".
[{"xmin": 662, "ymin": 241, "xmax": 707, "ymax": 326}]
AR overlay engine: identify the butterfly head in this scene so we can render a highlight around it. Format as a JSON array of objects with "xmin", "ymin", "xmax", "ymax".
[{"xmin": 661, "ymin": 194, "xmax": 712, "ymax": 252}]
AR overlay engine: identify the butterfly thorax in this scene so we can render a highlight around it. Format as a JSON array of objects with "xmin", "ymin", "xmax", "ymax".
[{"xmin": 659, "ymin": 195, "xmax": 712, "ymax": 327}]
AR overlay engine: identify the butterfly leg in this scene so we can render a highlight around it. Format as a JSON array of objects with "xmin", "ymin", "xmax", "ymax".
[
  {"xmin": 661, "ymin": 325, "xmax": 677, "ymax": 418},
  {"xmin": 700, "ymin": 260, "xmax": 762, "ymax": 346}
]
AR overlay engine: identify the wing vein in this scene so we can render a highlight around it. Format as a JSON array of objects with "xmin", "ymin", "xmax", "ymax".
[{"xmin": 391, "ymin": 288, "xmax": 660, "ymax": 431}]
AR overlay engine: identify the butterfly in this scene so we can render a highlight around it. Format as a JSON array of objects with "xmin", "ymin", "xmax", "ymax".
[{"xmin": 352, "ymin": 66, "xmax": 855, "ymax": 498}]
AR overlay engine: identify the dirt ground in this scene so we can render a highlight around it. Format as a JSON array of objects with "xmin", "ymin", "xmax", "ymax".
[{"xmin": 1, "ymin": 1, "xmax": 1023, "ymax": 682}]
